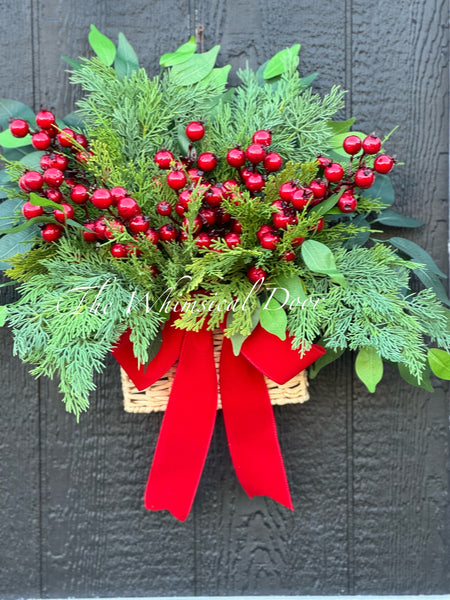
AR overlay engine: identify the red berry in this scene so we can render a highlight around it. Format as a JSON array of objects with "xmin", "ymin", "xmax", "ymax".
[
  {"xmin": 226, "ymin": 147, "xmax": 246, "ymax": 168},
  {"xmin": 175, "ymin": 203, "xmax": 186, "ymax": 216},
  {"xmin": 187, "ymin": 168, "xmax": 202, "ymax": 183},
  {"xmin": 64, "ymin": 178, "xmax": 76, "ymax": 187},
  {"xmin": 167, "ymin": 169, "xmax": 187, "ymax": 190},
  {"xmin": 110, "ymin": 243, "xmax": 128, "ymax": 258},
  {"xmin": 224, "ymin": 232, "xmax": 241, "ymax": 248},
  {"xmin": 272, "ymin": 211, "xmax": 291, "ymax": 229},
  {"xmin": 197, "ymin": 152, "xmax": 217, "ymax": 172},
  {"xmin": 148, "ymin": 266, "xmax": 158, "ymax": 277},
  {"xmin": 20, "ymin": 171, "xmax": 44, "ymax": 192},
  {"xmin": 309, "ymin": 217, "xmax": 324, "ymax": 233},
  {"xmin": 362, "ymin": 135, "xmax": 381, "ymax": 154},
  {"xmin": 245, "ymin": 172, "xmax": 265, "ymax": 192},
  {"xmin": 22, "ymin": 201, "xmax": 43, "ymax": 219},
  {"xmin": 282, "ymin": 250, "xmax": 296, "ymax": 261},
  {"xmin": 94, "ymin": 217, "xmax": 108, "ymax": 238},
  {"xmin": 82, "ymin": 222, "xmax": 97, "ymax": 242},
  {"xmin": 157, "ymin": 201, "xmax": 172, "ymax": 216},
  {"xmin": 343, "ymin": 135, "xmax": 362, "ymax": 155},
  {"xmin": 263, "ymin": 152, "xmax": 282, "ymax": 172},
  {"xmin": 128, "ymin": 215, "xmax": 149, "ymax": 234},
  {"xmin": 70, "ymin": 184, "xmax": 89, "ymax": 204},
  {"xmin": 354, "ymin": 168, "xmax": 375, "ymax": 189},
  {"xmin": 154, "ymin": 149, "xmax": 174, "ymax": 169},
  {"xmin": 50, "ymin": 154, "xmax": 69, "ymax": 171},
  {"xmin": 245, "ymin": 143, "xmax": 266, "ymax": 164},
  {"xmin": 199, "ymin": 207, "xmax": 217, "ymax": 226},
  {"xmin": 31, "ymin": 131, "xmax": 51, "ymax": 150},
  {"xmin": 260, "ymin": 232, "xmax": 280, "ymax": 250},
  {"xmin": 279, "ymin": 181, "xmax": 297, "ymax": 201},
  {"xmin": 36, "ymin": 110, "xmax": 55, "ymax": 129},
  {"xmin": 292, "ymin": 237, "xmax": 305, "ymax": 247},
  {"xmin": 240, "ymin": 167, "xmax": 253, "ymax": 181},
  {"xmin": 337, "ymin": 192, "xmax": 357, "ymax": 213},
  {"xmin": 91, "ymin": 188, "xmax": 113, "ymax": 209},
  {"xmin": 205, "ymin": 186, "xmax": 223, "ymax": 207},
  {"xmin": 10, "ymin": 119, "xmax": 29, "ymax": 137},
  {"xmin": 110, "ymin": 186, "xmax": 128, "ymax": 205},
  {"xmin": 41, "ymin": 223, "xmax": 63, "ymax": 242},
  {"xmin": 104, "ymin": 219, "xmax": 125, "ymax": 239},
  {"xmin": 46, "ymin": 188, "xmax": 63, "ymax": 203},
  {"xmin": 195, "ymin": 232, "xmax": 212, "ymax": 248},
  {"xmin": 374, "ymin": 154, "xmax": 394, "ymax": 174},
  {"xmin": 291, "ymin": 188, "xmax": 311, "ymax": 210},
  {"xmin": 57, "ymin": 128, "xmax": 75, "ymax": 147},
  {"xmin": 324, "ymin": 162, "xmax": 345, "ymax": 183},
  {"xmin": 145, "ymin": 228, "xmax": 159, "ymax": 245},
  {"xmin": 222, "ymin": 179, "xmax": 239, "ymax": 198},
  {"xmin": 257, "ymin": 224, "xmax": 273, "ymax": 241},
  {"xmin": 310, "ymin": 179, "xmax": 328, "ymax": 199},
  {"xmin": 182, "ymin": 216, "xmax": 201, "ymax": 234},
  {"xmin": 159, "ymin": 223, "xmax": 178, "ymax": 241},
  {"xmin": 117, "ymin": 197, "xmax": 140, "ymax": 219},
  {"xmin": 317, "ymin": 156, "xmax": 332, "ymax": 169},
  {"xmin": 54, "ymin": 203, "xmax": 74, "ymax": 223},
  {"xmin": 76, "ymin": 151, "xmax": 90, "ymax": 163},
  {"xmin": 178, "ymin": 189, "xmax": 192, "ymax": 209},
  {"xmin": 252, "ymin": 130, "xmax": 272, "ymax": 146},
  {"xmin": 185, "ymin": 121, "xmax": 205, "ymax": 141},
  {"xmin": 75, "ymin": 133, "xmax": 88, "ymax": 148},
  {"xmin": 43, "ymin": 167, "xmax": 64, "ymax": 188},
  {"xmin": 231, "ymin": 219, "xmax": 242, "ymax": 234},
  {"xmin": 247, "ymin": 265, "xmax": 267, "ymax": 283},
  {"xmin": 40, "ymin": 154, "xmax": 52, "ymax": 170}
]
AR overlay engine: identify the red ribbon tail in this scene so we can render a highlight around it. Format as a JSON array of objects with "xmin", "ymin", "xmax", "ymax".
[
  {"xmin": 219, "ymin": 336, "xmax": 294, "ymax": 510},
  {"xmin": 144, "ymin": 327, "xmax": 218, "ymax": 521}
]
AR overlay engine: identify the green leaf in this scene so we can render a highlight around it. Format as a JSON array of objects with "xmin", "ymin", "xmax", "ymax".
[
  {"xmin": 428, "ymin": 348, "xmax": 450, "ymax": 380},
  {"xmin": 361, "ymin": 173, "xmax": 394, "ymax": 206},
  {"xmin": 398, "ymin": 362, "xmax": 433, "ymax": 392},
  {"xmin": 142, "ymin": 330, "xmax": 163, "ymax": 372},
  {"xmin": 177, "ymin": 122, "xmax": 190, "ymax": 155},
  {"xmin": 329, "ymin": 131, "xmax": 366, "ymax": 154},
  {"xmin": 0, "ymin": 99, "xmax": 34, "ymax": 129},
  {"xmin": 301, "ymin": 239, "xmax": 346, "ymax": 285},
  {"xmin": 88, "ymin": 24, "xmax": 116, "ymax": 66},
  {"xmin": 62, "ymin": 111, "xmax": 85, "ymax": 131},
  {"xmin": 355, "ymin": 346, "xmax": 383, "ymax": 393},
  {"xmin": 0, "ymin": 305, "xmax": 7, "ymax": 327},
  {"xmin": 20, "ymin": 151, "xmax": 44, "ymax": 170},
  {"xmin": 61, "ymin": 56, "xmax": 83, "ymax": 71},
  {"xmin": 374, "ymin": 209, "xmax": 423, "ymax": 228},
  {"xmin": 343, "ymin": 214, "xmax": 371, "ymax": 249},
  {"xmin": 28, "ymin": 192, "xmax": 61, "ymax": 210},
  {"xmin": 298, "ymin": 72, "xmax": 318, "ymax": 88},
  {"xmin": 414, "ymin": 268, "xmax": 450, "ymax": 307},
  {"xmin": 200, "ymin": 65, "xmax": 231, "ymax": 89},
  {"xmin": 160, "ymin": 36, "xmax": 196, "ymax": 67},
  {"xmin": 260, "ymin": 297, "xmax": 287, "ymax": 340},
  {"xmin": 0, "ymin": 215, "xmax": 52, "ymax": 234},
  {"xmin": 263, "ymin": 44, "xmax": 301, "ymax": 79},
  {"xmin": 0, "ymin": 198, "xmax": 22, "ymax": 229},
  {"xmin": 389, "ymin": 237, "xmax": 446, "ymax": 278},
  {"xmin": 326, "ymin": 118, "xmax": 356, "ymax": 136},
  {"xmin": 0, "ymin": 226, "xmax": 36, "ymax": 269},
  {"xmin": 171, "ymin": 46, "xmax": 220, "ymax": 86},
  {"xmin": 227, "ymin": 308, "xmax": 260, "ymax": 356},
  {"xmin": 0, "ymin": 128, "xmax": 32, "ymax": 148},
  {"xmin": 2, "ymin": 145, "xmax": 34, "ymax": 161},
  {"xmin": 271, "ymin": 272, "xmax": 306, "ymax": 306},
  {"xmin": 309, "ymin": 345, "xmax": 345, "ymax": 379},
  {"xmin": 114, "ymin": 32, "xmax": 139, "ymax": 79},
  {"xmin": 0, "ymin": 170, "xmax": 11, "ymax": 185},
  {"xmin": 310, "ymin": 189, "xmax": 345, "ymax": 216}
]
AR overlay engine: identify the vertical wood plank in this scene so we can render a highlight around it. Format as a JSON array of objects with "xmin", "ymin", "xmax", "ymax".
[
  {"xmin": 351, "ymin": 0, "xmax": 450, "ymax": 593},
  {"xmin": 0, "ymin": 1, "xmax": 40, "ymax": 597},
  {"xmin": 191, "ymin": 1, "xmax": 351, "ymax": 594}
]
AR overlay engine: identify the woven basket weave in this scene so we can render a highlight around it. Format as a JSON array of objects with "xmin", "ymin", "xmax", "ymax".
[{"xmin": 121, "ymin": 330, "xmax": 309, "ymax": 413}]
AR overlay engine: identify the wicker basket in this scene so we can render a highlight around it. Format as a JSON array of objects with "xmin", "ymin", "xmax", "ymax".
[{"xmin": 121, "ymin": 330, "xmax": 309, "ymax": 413}]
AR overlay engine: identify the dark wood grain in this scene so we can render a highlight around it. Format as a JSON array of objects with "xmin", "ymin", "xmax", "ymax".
[{"xmin": 350, "ymin": 0, "xmax": 450, "ymax": 593}]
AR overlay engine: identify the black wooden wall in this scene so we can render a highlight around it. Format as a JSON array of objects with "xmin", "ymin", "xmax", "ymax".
[{"xmin": 0, "ymin": 0, "xmax": 449, "ymax": 597}]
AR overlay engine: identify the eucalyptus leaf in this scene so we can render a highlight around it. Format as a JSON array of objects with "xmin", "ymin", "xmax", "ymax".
[
  {"xmin": 0, "ymin": 305, "xmax": 7, "ymax": 327},
  {"xmin": 298, "ymin": 72, "xmax": 318, "ymax": 88},
  {"xmin": 310, "ymin": 189, "xmax": 344, "ymax": 216},
  {"xmin": 88, "ymin": 24, "xmax": 116, "ymax": 66},
  {"xmin": 301, "ymin": 239, "xmax": 346, "ymax": 285},
  {"xmin": 389, "ymin": 237, "xmax": 446, "ymax": 278},
  {"xmin": 0, "ymin": 128, "xmax": 32, "ymax": 148},
  {"xmin": 160, "ymin": 37, "xmax": 196, "ymax": 67},
  {"xmin": 271, "ymin": 272, "xmax": 306, "ymax": 306},
  {"xmin": 114, "ymin": 32, "xmax": 139, "ymax": 79},
  {"xmin": 361, "ymin": 173, "xmax": 394, "ymax": 206},
  {"xmin": 62, "ymin": 56, "xmax": 83, "ymax": 70},
  {"xmin": 171, "ymin": 46, "xmax": 220, "ymax": 86},
  {"xmin": 414, "ymin": 268, "xmax": 450, "ymax": 306},
  {"xmin": 142, "ymin": 330, "xmax": 163, "ymax": 372},
  {"xmin": 398, "ymin": 362, "xmax": 434, "ymax": 392},
  {"xmin": 200, "ymin": 65, "xmax": 231, "ymax": 89},
  {"xmin": 343, "ymin": 214, "xmax": 371, "ymax": 249},
  {"xmin": 62, "ymin": 111, "xmax": 85, "ymax": 131},
  {"xmin": 355, "ymin": 346, "xmax": 383, "ymax": 393},
  {"xmin": 428, "ymin": 348, "xmax": 450, "ymax": 380},
  {"xmin": 263, "ymin": 44, "xmax": 300, "ymax": 79},
  {"xmin": 260, "ymin": 297, "xmax": 287, "ymax": 340},
  {"xmin": 309, "ymin": 345, "xmax": 345, "ymax": 379},
  {"xmin": 2, "ymin": 145, "xmax": 35, "ymax": 161},
  {"xmin": 0, "ymin": 226, "xmax": 37, "ymax": 269},
  {"xmin": 374, "ymin": 209, "xmax": 423, "ymax": 228},
  {"xmin": 20, "ymin": 151, "xmax": 44, "ymax": 170},
  {"xmin": 326, "ymin": 118, "xmax": 356, "ymax": 136},
  {"xmin": 0, "ymin": 99, "xmax": 34, "ymax": 129}
]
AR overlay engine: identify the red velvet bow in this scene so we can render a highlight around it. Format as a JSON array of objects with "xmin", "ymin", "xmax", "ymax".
[{"xmin": 113, "ymin": 316, "xmax": 325, "ymax": 521}]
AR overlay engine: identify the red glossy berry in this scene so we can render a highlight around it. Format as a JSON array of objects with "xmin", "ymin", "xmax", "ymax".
[
  {"xmin": 257, "ymin": 224, "xmax": 273, "ymax": 241},
  {"xmin": 10, "ymin": 119, "xmax": 29, "ymax": 137},
  {"xmin": 199, "ymin": 207, "xmax": 217, "ymax": 226},
  {"xmin": 31, "ymin": 131, "xmax": 51, "ymax": 150},
  {"xmin": 167, "ymin": 169, "xmax": 187, "ymax": 190},
  {"xmin": 76, "ymin": 151, "xmax": 90, "ymax": 163},
  {"xmin": 185, "ymin": 121, "xmax": 205, "ymax": 141},
  {"xmin": 182, "ymin": 216, "xmax": 202, "ymax": 234},
  {"xmin": 282, "ymin": 250, "xmax": 296, "ymax": 261},
  {"xmin": 263, "ymin": 152, "xmax": 282, "ymax": 172},
  {"xmin": 145, "ymin": 228, "xmax": 159, "ymax": 245},
  {"xmin": 50, "ymin": 154, "xmax": 69, "ymax": 171},
  {"xmin": 245, "ymin": 143, "xmax": 265, "ymax": 164},
  {"xmin": 279, "ymin": 182, "xmax": 297, "ymax": 201},
  {"xmin": 82, "ymin": 222, "xmax": 97, "ymax": 242},
  {"xmin": 324, "ymin": 162, "xmax": 345, "ymax": 183},
  {"xmin": 94, "ymin": 217, "xmax": 108, "ymax": 239},
  {"xmin": 104, "ymin": 219, "xmax": 125, "ymax": 239},
  {"xmin": 110, "ymin": 243, "xmax": 128, "ymax": 258},
  {"xmin": 75, "ymin": 133, "xmax": 88, "ymax": 148},
  {"xmin": 46, "ymin": 188, "xmax": 63, "ymax": 203},
  {"xmin": 240, "ymin": 167, "xmax": 253, "ymax": 181},
  {"xmin": 205, "ymin": 186, "xmax": 223, "ymax": 207},
  {"xmin": 252, "ymin": 130, "xmax": 272, "ymax": 146},
  {"xmin": 292, "ymin": 237, "xmax": 305, "ymax": 247},
  {"xmin": 343, "ymin": 135, "xmax": 362, "ymax": 155},
  {"xmin": 129, "ymin": 215, "xmax": 149, "ymax": 234},
  {"xmin": 147, "ymin": 266, "xmax": 158, "ymax": 277},
  {"xmin": 337, "ymin": 192, "xmax": 357, "ymax": 213},
  {"xmin": 177, "ymin": 189, "xmax": 192, "ymax": 209},
  {"xmin": 110, "ymin": 186, "xmax": 128, "ymax": 205},
  {"xmin": 187, "ymin": 168, "xmax": 202, "ymax": 183},
  {"xmin": 226, "ymin": 147, "xmax": 246, "ymax": 168},
  {"xmin": 117, "ymin": 197, "xmax": 140, "ymax": 219},
  {"xmin": 310, "ymin": 179, "xmax": 328, "ymax": 199},
  {"xmin": 374, "ymin": 154, "xmax": 394, "ymax": 174},
  {"xmin": 43, "ymin": 168, "xmax": 64, "ymax": 188},
  {"xmin": 159, "ymin": 223, "xmax": 178, "ymax": 242},
  {"xmin": 362, "ymin": 135, "xmax": 381, "ymax": 155},
  {"xmin": 245, "ymin": 172, "xmax": 265, "ymax": 192},
  {"xmin": 70, "ymin": 184, "xmax": 89, "ymax": 204},
  {"xmin": 36, "ymin": 110, "xmax": 55, "ymax": 129},
  {"xmin": 154, "ymin": 149, "xmax": 174, "ymax": 169},
  {"xmin": 91, "ymin": 188, "xmax": 113, "ymax": 209},
  {"xmin": 247, "ymin": 265, "xmax": 267, "ymax": 283},
  {"xmin": 291, "ymin": 188, "xmax": 311, "ymax": 210},
  {"xmin": 272, "ymin": 211, "xmax": 291, "ymax": 229},
  {"xmin": 54, "ymin": 203, "xmax": 74, "ymax": 223},
  {"xmin": 222, "ymin": 179, "xmax": 239, "ymax": 198},
  {"xmin": 41, "ymin": 223, "xmax": 63, "ymax": 242},
  {"xmin": 231, "ymin": 219, "xmax": 242, "ymax": 234},
  {"xmin": 22, "ymin": 201, "xmax": 43, "ymax": 219},
  {"xmin": 224, "ymin": 232, "xmax": 241, "ymax": 249},
  {"xmin": 40, "ymin": 154, "xmax": 52, "ymax": 170},
  {"xmin": 260, "ymin": 232, "xmax": 280, "ymax": 250},
  {"xmin": 317, "ymin": 156, "xmax": 332, "ymax": 169},
  {"xmin": 310, "ymin": 217, "xmax": 324, "ymax": 233},
  {"xmin": 157, "ymin": 201, "xmax": 172, "ymax": 216},
  {"xmin": 57, "ymin": 128, "xmax": 75, "ymax": 148},
  {"xmin": 195, "ymin": 232, "xmax": 212, "ymax": 248},
  {"xmin": 64, "ymin": 178, "xmax": 75, "ymax": 187},
  {"xmin": 20, "ymin": 171, "xmax": 44, "ymax": 192},
  {"xmin": 175, "ymin": 203, "xmax": 186, "ymax": 216},
  {"xmin": 354, "ymin": 168, "xmax": 375, "ymax": 189},
  {"xmin": 197, "ymin": 152, "xmax": 217, "ymax": 172}
]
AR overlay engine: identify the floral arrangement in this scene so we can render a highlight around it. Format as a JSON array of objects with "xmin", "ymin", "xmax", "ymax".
[{"xmin": 1, "ymin": 27, "xmax": 449, "ymax": 519}]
